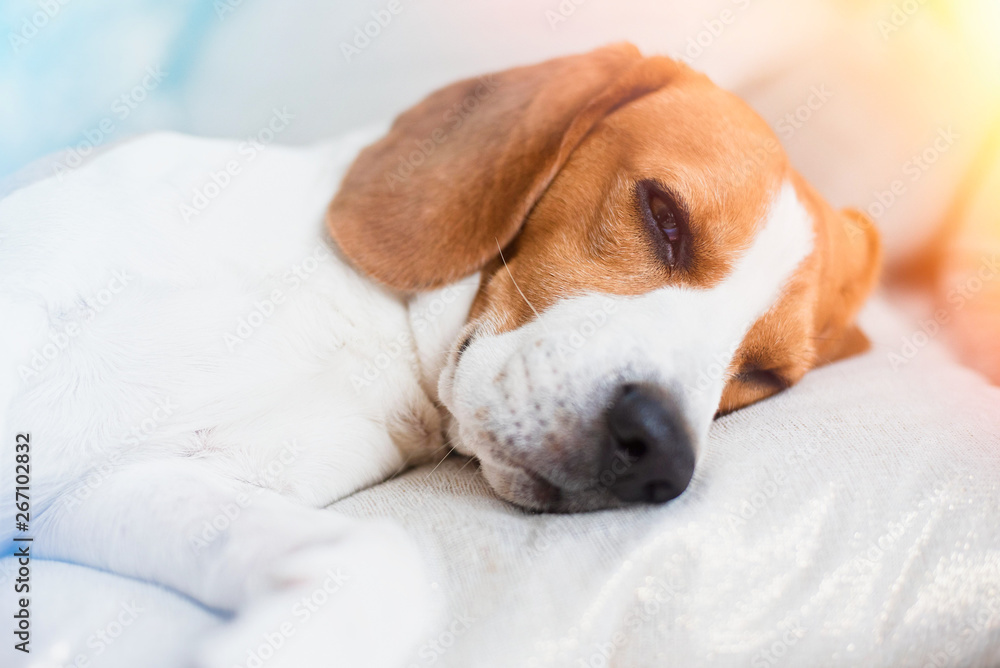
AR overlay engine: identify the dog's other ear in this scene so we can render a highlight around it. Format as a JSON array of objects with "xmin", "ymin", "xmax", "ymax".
[
  {"xmin": 327, "ymin": 43, "xmax": 682, "ymax": 291},
  {"xmin": 813, "ymin": 205, "xmax": 883, "ymax": 365}
]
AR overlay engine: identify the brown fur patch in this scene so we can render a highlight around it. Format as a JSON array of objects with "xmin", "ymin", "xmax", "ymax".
[
  {"xmin": 329, "ymin": 44, "xmax": 882, "ymax": 415},
  {"xmin": 469, "ymin": 74, "xmax": 785, "ymax": 334}
]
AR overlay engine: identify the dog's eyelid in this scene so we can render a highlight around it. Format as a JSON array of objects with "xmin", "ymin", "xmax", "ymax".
[
  {"xmin": 639, "ymin": 179, "xmax": 689, "ymax": 222},
  {"xmin": 636, "ymin": 179, "xmax": 691, "ymax": 270},
  {"xmin": 737, "ymin": 366, "xmax": 791, "ymax": 390},
  {"xmin": 456, "ymin": 334, "xmax": 474, "ymax": 361}
]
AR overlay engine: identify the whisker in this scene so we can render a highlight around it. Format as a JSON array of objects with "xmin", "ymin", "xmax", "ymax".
[
  {"xmin": 389, "ymin": 437, "xmax": 456, "ymax": 480},
  {"xmin": 496, "ymin": 238, "xmax": 548, "ymax": 332},
  {"xmin": 424, "ymin": 440, "xmax": 458, "ymax": 478},
  {"xmin": 388, "ymin": 455, "xmax": 414, "ymax": 479},
  {"xmin": 456, "ymin": 455, "xmax": 477, "ymax": 474}
]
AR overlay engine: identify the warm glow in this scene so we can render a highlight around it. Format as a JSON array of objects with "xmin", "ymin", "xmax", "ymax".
[{"xmin": 958, "ymin": 0, "xmax": 1000, "ymax": 92}]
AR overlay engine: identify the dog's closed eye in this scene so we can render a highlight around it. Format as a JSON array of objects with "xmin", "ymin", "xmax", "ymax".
[
  {"xmin": 737, "ymin": 367, "xmax": 790, "ymax": 392},
  {"xmin": 637, "ymin": 179, "xmax": 689, "ymax": 269},
  {"xmin": 456, "ymin": 334, "xmax": 474, "ymax": 362}
]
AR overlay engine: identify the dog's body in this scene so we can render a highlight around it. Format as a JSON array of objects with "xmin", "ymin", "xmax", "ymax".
[
  {"xmin": 1, "ymin": 130, "xmax": 461, "ymax": 666},
  {"xmin": 1, "ymin": 45, "xmax": 879, "ymax": 666}
]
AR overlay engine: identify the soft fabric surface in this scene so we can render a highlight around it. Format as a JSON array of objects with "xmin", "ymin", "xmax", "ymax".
[{"xmin": 6, "ymin": 295, "xmax": 999, "ymax": 668}]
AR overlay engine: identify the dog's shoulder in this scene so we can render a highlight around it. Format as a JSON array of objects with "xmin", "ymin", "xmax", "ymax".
[{"xmin": 1, "ymin": 130, "xmax": 436, "ymax": 511}]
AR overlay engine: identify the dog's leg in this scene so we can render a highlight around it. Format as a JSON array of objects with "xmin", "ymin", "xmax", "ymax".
[{"xmin": 34, "ymin": 458, "xmax": 436, "ymax": 668}]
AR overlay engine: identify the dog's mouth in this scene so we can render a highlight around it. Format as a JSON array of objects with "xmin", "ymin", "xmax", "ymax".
[
  {"xmin": 475, "ymin": 449, "xmax": 647, "ymax": 513},
  {"xmin": 477, "ymin": 454, "xmax": 564, "ymax": 511},
  {"xmin": 455, "ymin": 381, "xmax": 699, "ymax": 512},
  {"xmin": 444, "ymin": 319, "xmax": 701, "ymax": 512}
]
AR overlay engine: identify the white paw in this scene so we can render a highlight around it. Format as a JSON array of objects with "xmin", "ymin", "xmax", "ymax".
[{"xmin": 196, "ymin": 521, "xmax": 439, "ymax": 668}]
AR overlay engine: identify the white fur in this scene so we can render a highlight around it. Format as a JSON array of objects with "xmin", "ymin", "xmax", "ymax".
[
  {"xmin": 0, "ymin": 130, "xmax": 474, "ymax": 667},
  {"xmin": 440, "ymin": 182, "xmax": 814, "ymax": 509}
]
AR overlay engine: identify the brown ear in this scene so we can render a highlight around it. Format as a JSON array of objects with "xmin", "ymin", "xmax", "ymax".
[
  {"xmin": 814, "ymin": 206, "xmax": 883, "ymax": 364},
  {"xmin": 326, "ymin": 43, "xmax": 683, "ymax": 291}
]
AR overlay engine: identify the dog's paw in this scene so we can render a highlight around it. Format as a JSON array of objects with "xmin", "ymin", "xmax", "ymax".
[{"xmin": 194, "ymin": 520, "xmax": 439, "ymax": 668}]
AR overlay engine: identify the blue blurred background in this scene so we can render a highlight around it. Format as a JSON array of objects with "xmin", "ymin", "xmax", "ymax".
[
  {"xmin": 2, "ymin": 0, "xmax": 998, "ymax": 266},
  {"xmin": 1, "ymin": 0, "xmax": 213, "ymax": 177}
]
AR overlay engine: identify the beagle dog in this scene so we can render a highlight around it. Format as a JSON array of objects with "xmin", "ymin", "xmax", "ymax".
[
  {"xmin": 327, "ymin": 42, "xmax": 880, "ymax": 510},
  {"xmin": 0, "ymin": 44, "xmax": 878, "ymax": 666}
]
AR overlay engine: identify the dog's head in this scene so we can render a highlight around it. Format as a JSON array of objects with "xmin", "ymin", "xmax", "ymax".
[{"xmin": 328, "ymin": 44, "xmax": 880, "ymax": 511}]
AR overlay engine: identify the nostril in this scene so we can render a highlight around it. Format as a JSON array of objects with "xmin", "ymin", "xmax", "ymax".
[{"xmin": 618, "ymin": 438, "xmax": 647, "ymax": 461}]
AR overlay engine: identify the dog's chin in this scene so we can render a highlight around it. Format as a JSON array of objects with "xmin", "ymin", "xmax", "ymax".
[{"xmin": 477, "ymin": 457, "xmax": 626, "ymax": 514}]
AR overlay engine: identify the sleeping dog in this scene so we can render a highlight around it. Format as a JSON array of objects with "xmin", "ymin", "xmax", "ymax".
[{"xmin": 0, "ymin": 44, "xmax": 879, "ymax": 666}]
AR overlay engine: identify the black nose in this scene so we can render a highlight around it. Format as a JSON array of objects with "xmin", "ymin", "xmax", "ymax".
[{"xmin": 604, "ymin": 383, "xmax": 696, "ymax": 504}]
